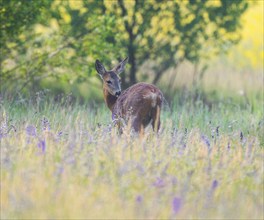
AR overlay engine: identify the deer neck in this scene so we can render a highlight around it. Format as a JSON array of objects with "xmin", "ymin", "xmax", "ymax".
[{"xmin": 103, "ymin": 87, "xmax": 117, "ymax": 111}]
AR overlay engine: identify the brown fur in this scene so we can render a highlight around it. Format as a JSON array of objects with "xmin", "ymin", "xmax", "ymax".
[
  {"xmin": 103, "ymin": 87, "xmax": 118, "ymax": 111},
  {"xmin": 112, "ymin": 83, "xmax": 163, "ymax": 132},
  {"xmin": 95, "ymin": 58, "xmax": 163, "ymax": 133}
]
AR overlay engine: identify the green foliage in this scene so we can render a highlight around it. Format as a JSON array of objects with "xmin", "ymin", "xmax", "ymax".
[
  {"xmin": 91, "ymin": 0, "xmax": 248, "ymax": 84},
  {"xmin": 0, "ymin": 0, "xmax": 51, "ymax": 53},
  {"xmin": 0, "ymin": 0, "xmax": 249, "ymax": 96}
]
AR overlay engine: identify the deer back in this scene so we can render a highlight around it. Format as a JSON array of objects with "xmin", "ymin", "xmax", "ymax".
[{"xmin": 112, "ymin": 82, "xmax": 163, "ymax": 131}]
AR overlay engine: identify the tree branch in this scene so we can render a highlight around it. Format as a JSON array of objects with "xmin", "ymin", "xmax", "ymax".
[
  {"xmin": 118, "ymin": 0, "xmax": 138, "ymax": 86},
  {"xmin": 152, "ymin": 57, "xmax": 184, "ymax": 84}
]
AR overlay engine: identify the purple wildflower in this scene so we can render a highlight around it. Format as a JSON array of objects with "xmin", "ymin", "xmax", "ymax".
[
  {"xmin": 136, "ymin": 195, "xmax": 143, "ymax": 203},
  {"xmin": 184, "ymin": 128, "xmax": 188, "ymax": 136},
  {"xmin": 227, "ymin": 142, "xmax": 231, "ymax": 150},
  {"xmin": 0, "ymin": 129, "xmax": 6, "ymax": 139},
  {"xmin": 216, "ymin": 126, "xmax": 220, "ymax": 137},
  {"xmin": 26, "ymin": 125, "xmax": 37, "ymax": 137},
  {"xmin": 41, "ymin": 117, "xmax": 50, "ymax": 131},
  {"xmin": 153, "ymin": 177, "xmax": 166, "ymax": 188},
  {"xmin": 211, "ymin": 180, "xmax": 218, "ymax": 190},
  {"xmin": 201, "ymin": 135, "xmax": 210, "ymax": 148},
  {"xmin": 56, "ymin": 131, "xmax": 63, "ymax": 142},
  {"xmin": 37, "ymin": 139, "xmax": 46, "ymax": 153},
  {"xmin": 172, "ymin": 197, "xmax": 182, "ymax": 214},
  {"xmin": 206, "ymin": 179, "xmax": 219, "ymax": 207},
  {"xmin": 112, "ymin": 113, "xmax": 117, "ymax": 121},
  {"xmin": 240, "ymin": 131, "xmax": 244, "ymax": 142}
]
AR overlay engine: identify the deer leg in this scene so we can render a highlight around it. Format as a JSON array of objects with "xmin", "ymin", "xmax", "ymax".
[
  {"xmin": 151, "ymin": 106, "xmax": 161, "ymax": 132},
  {"xmin": 132, "ymin": 117, "xmax": 144, "ymax": 134}
]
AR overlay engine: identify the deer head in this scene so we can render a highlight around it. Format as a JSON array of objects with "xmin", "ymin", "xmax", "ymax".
[{"xmin": 95, "ymin": 57, "xmax": 128, "ymax": 97}]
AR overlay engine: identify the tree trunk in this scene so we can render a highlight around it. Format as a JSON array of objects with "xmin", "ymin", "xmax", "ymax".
[
  {"xmin": 128, "ymin": 35, "xmax": 136, "ymax": 86},
  {"xmin": 118, "ymin": 0, "xmax": 137, "ymax": 87}
]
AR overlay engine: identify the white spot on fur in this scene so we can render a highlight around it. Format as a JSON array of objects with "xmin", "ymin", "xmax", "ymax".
[{"xmin": 143, "ymin": 93, "xmax": 158, "ymax": 107}]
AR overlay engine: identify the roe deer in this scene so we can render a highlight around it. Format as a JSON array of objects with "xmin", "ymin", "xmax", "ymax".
[{"xmin": 95, "ymin": 57, "xmax": 163, "ymax": 133}]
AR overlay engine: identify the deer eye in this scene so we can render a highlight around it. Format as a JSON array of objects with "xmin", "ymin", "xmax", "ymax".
[{"xmin": 106, "ymin": 80, "xmax": 112, "ymax": 84}]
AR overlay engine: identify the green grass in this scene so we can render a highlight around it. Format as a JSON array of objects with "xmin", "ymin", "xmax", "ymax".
[{"xmin": 0, "ymin": 93, "xmax": 263, "ymax": 219}]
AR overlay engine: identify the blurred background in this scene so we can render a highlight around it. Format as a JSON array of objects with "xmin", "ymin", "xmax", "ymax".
[{"xmin": 0, "ymin": 0, "xmax": 263, "ymax": 108}]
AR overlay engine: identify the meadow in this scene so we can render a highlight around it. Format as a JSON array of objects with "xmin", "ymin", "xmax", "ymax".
[
  {"xmin": 1, "ymin": 1, "xmax": 263, "ymax": 219},
  {"xmin": 1, "ymin": 90, "xmax": 263, "ymax": 219}
]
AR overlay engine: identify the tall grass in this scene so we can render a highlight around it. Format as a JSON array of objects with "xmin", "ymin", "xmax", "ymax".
[{"xmin": 1, "ymin": 93, "xmax": 263, "ymax": 219}]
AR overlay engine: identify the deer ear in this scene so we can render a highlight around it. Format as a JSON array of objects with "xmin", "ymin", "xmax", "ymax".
[
  {"xmin": 95, "ymin": 60, "xmax": 106, "ymax": 79},
  {"xmin": 112, "ymin": 57, "xmax": 129, "ymax": 74}
]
